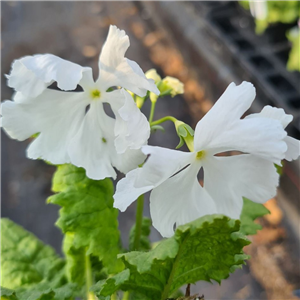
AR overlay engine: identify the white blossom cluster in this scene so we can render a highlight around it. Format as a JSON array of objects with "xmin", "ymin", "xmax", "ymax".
[{"xmin": 2, "ymin": 25, "xmax": 299, "ymax": 237}]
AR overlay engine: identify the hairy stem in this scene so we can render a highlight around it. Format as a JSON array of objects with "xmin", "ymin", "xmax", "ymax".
[
  {"xmin": 85, "ymin": 250, "xmax": 94, "ymax": 300},
  {"xmin": 133, "ymin": 195, "xmax": 144, "ymax": 250},
  {"xmin": 149, "ymin": 101, "xmax": 157, "ymax": 123},
  {"xmin": 150, "ymin": 116, "xmax": 177, "ymax": 127}
]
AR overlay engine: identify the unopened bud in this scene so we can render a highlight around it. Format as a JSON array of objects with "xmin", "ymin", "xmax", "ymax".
[
  {"xmin": 174, "ymin": 120, "xmax": 194, "ymax": 151},
  {"xmin": 135, "ymin": 95, "xmax": 145, "ymax": 108},
  {"xmin": 145, "ymin": 69, "xmax": 162, "ymax": 84},
  {"xmin": 160, "ymin": 76, "xmax": 184, "ymax": 97}
]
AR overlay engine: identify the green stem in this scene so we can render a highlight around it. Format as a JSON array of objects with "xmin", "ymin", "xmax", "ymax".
[
  {"xmin": 111, "ymin": 293, "xmax": 118, "ymax": 300},
  {"xmin": 150, "ymin": 116, "xmax": 177, "ymax": 127},
  {"xmin": 85, "ymin": 250, "xmax": 94, "ymax": 300},
  {"xmin": 133, "ymin": 195, "xmax": 144, "ymax": 250},
  {"xmin": 149, "ymin": 100, "xmax": 158, "ymax": 123},
  {"xmin": 161, "ymin": 236, "xmax": 188, "ymax": 300},
  {"xmin": 122, "ymin": 291, "xmax": 130, "ymax": 300}
]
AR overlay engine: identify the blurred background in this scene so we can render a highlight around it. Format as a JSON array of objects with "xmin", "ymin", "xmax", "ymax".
[{"xmin": 1, "ymin": 1, "xmax": 299, "ymax": 299}]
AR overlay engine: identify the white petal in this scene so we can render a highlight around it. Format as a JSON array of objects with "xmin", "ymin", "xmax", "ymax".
[
  {"xmin": 194, "ymin": 82, "xmax": 287, "ymax": 164},
  {"xmin": 68, "ymin": 101, "xmax": 117, "ymax": 180},
  {"xmin": 135, "ymin": 146, "xmax": 195, "ymax": 188},
  {"xmin": 2, "ymin": 89, "xmax": 87, "ymax": 163},
  {"xmin": 26, "ymin": 90, "xmax": 87, "ymax": 164},
  {"xmin": 246, "ymin": 105, "xmax": 293, "ymax": 129},
  {"xmin": 113, "ymin": 168, "xmax": 152, "ymax": 212},
  {"xmin": 284, "ymin": 136, "xmax": 300, "ymax": 161},
  {"xmin": 194, "ymin": 81, "xmax": 255, "ymax": 151},
  {"xmin": 111, "ymin": 148, "xmax": 146, "ymax": 175},
  {"xmin": 7, "ymin": 54, "xmax": 92, "ymax": 97},
  {"xmin": 98, "ymin": 25, "xmax": 159, "ymax": 97},
  {"xmin": 1, "ymin": 100, "xmax": 39, "ymax": 141},
  {"xmin": 150, "ymin": 163, "xmax": 217, "ymax": 238},
  {"xmin": 245, "ymin": 105, "xmax": 299, "ymax": 161},
  {"xmin": 202, "ymin": 154, "xmax": 279, "ymax": 219},
  {"xmin": 212, "ymin": 118, "xmax": 286, "ymax": 164},
  {"xmin": 113, "ymin": 146, "xmax": 194, "ymax": 213},
  {"xmin": 12, "ymin": 91, "xmax": 32, "ymax": 103},
  {"xmin": 104, "ymin": 89, "xmax": 150, "ymax": 153}
]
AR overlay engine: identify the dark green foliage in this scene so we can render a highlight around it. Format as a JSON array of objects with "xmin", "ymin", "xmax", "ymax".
[
  {"xmin": 92, "ymin": 215, "xmax": 250, "ymax": 300},
  {"xmin": 0, "ymin": 218, "xmax": 76, "ymax": 300},
  {"xmin": 47, "ymin": 164, "xmax": 123, "ymax": 275}
]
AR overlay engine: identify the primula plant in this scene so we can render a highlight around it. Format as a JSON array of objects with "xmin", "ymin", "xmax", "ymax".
[{"xmin": 1, "ymin": 25, "xmax": 300, "ymax": 300}]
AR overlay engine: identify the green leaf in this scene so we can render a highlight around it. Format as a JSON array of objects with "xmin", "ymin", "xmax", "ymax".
[
  {"xmin": 129, "ymin": 218, "xmax": 152, "ymax": 252},
  {"xmin": 0, "ymin": 218, "xmax": 77, "ymax": 300},
  {"xmin": 93, "ymin": 215, "xmax": 250, "ymax": 300},
  {"xmin": 90, "ymin": 269, "xmax": 130, "ymax": 296},
  {"xmin": 240, "ymin": 198, "xmax": 270, "ymax": 235},
  {"xmin": 47, "ymin": 164, "xmax": 122, "ymax": 274},
  {"xmin": 13, "ymin": 282, "xmax": 76, "ymax": 300},
  {"xmin": 1, "ymin": 287, "xmax": 18, "ymax": 300},
  {"xmin": 1, "ymin": 218, "xmax": 65, "ymax": 289},
  {"xmin": 62, "ymin": 233, "xmax": 86, "ymax": 288},
  {"xmin": 128, "ymin": 292, "xmax": 152, "ymax": 300},
  {"xmin": 62, "ymin": 233, "xmax": 107, "ymax": 294},
  {"xmin": 3, "ymin": 282, "xmax": 77, "ymax": 300}
]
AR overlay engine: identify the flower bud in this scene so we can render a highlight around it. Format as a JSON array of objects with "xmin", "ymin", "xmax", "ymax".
[
  {"xmin": 174, "ymin": 120, "xmax": 194, "ymax": 151},
  {"xmin": 160, "ymin": 76, "xmax": 184, "ymax": 97},
  {"xmin": 145, "ymin": 69, "xmax": 162, "ymax": 84}
]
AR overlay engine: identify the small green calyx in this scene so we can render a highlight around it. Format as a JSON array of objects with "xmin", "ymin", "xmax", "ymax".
[
  {"xmin": 136, "ymin": 95, "xmax": 145, "ymax": 108},
  {"xmin": 175, "ymin": 120, "xmax": 194, "ymax": 152},
  {"xmin": 196, "ymin": 150, "xmax": 206, "ymax": 160},
  {"xmin": 102, "ymin": 137, "xmax": 107, "ymax": 143},
  {"xmin": 90, "ymin": 89, "xmax": 101, "ymax": 99}
]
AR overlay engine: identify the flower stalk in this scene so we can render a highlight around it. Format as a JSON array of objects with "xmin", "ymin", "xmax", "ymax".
[
  {"xmin": 150, "ymin": 116, "xmax": 178, "ymax": 127},
  {"xmin": 85, "ymin": 250, "xmax": 95, "ymax": 300},
  {"xmin": 149, "ymin": 100, "xmax": 157, "ymax": 124},
  {"xmin": 133, "ymin": 195, "xmax": 144, "ymax": 250},
  {"xmin": 111, "ymin": 293, "xmax": 118, "ymax": 300},
  {"xmin": 122, "ymin": 291, "xmax": 130, "ymax": 300}
]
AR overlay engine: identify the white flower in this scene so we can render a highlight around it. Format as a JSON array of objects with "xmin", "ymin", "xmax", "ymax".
[
  {"xmin": 1, "ymin": 25, "xmax": 159, "ymax": 180},
  {"xmin": 113, "ymin": 81, "xmax": 300, "ymax": 237}
]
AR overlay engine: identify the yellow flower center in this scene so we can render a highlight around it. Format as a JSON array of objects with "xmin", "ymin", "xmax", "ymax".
[
  {"xmin": 90, "ymin": 89, "xmax": 101, "ymax": 99},
  {"xmin": 196, "ymin": 150, "xmax": 206, "ymax": 160}
]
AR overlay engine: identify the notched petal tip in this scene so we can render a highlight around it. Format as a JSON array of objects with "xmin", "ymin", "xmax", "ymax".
[
  {"xmin": 261, "ymin": 105, "xmax": 293, "ymax": 128},
  {"xmin": 109, "ymin": 24, "xmax": 127, "ymax": 39},
  {"xmin": 239, "ymin": 81, "xmax": 256, "ymax": 96},
  {"xmin": 227, "ymin": 81, "xmax": 256, "ymax": 100}
]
